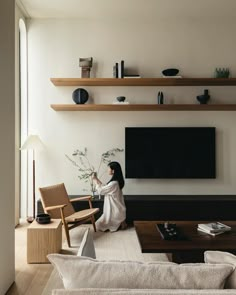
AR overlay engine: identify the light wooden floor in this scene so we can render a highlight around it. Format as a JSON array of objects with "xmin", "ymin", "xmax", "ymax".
[
  {"xmin": 6, "ymin": 222, "xmax": 54, "ymax": 295},
  {"xmin": 6, "ymin": 222, "xmax": 170, "ymax": 295}
]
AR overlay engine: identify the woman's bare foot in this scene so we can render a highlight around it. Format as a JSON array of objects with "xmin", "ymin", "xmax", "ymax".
[{"xmin": 120, "ymin": 221, "xmax": 128, "ymax": 230}]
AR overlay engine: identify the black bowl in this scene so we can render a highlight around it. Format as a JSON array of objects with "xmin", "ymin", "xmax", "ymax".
[
  {"xmin": 72, "ymin": 88, "xmax": 89, "ymax": 104},
  {"xmin": 36, "ymin": 213, "xmax": 51, "ymax": 224},
  {"xmin": 162, "ymin": 68, "xmax": 179, "ymax": 77},
  {"xmin": 116, "ymin": 96, "xmax": 126, "ymax": 102}
]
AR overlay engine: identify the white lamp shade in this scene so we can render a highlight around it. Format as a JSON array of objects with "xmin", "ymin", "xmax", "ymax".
[{"xmin": 20, "ymin": 134, "xmax": 44, "ymax": 151}]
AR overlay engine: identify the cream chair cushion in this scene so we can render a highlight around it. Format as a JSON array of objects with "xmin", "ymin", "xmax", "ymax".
[{"xmin": 65, "ymin": 209, "xmax": 98, "ymax": 223}]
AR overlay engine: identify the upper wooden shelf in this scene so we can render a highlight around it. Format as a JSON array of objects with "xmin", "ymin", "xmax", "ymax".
[
  {"xmin": 50, "ymin": 78, "xmax": 236, "ymax": 87},
  {"xmin": 50, "ymin": 104, "xmax": 236, "ymax": 111}
]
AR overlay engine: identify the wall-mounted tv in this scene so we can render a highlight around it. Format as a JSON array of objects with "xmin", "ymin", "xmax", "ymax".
[{"xmin": 125, "ymin": 127, "xmax": 216, "ymax": 179}]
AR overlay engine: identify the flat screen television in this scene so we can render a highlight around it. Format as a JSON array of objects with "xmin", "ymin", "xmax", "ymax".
[{"xmin": 125, "ymin": 127, "xmax": 216, "ymax": 179}]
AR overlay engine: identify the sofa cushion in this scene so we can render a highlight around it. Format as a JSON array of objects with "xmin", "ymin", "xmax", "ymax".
[
  {"xmin": 47, "ymin": 254, "xmax": 233, "ymax": 290},
  {"xmin": 204, "ymin": 251, "xmax": 236, "ymax": 288},
  {"xmin": 51, "ymin": 289, "xmax": 236, "ymax": 295},
  {"xmin": 77, "ymin": 228, "xmax": 96, "ymax": 259}
]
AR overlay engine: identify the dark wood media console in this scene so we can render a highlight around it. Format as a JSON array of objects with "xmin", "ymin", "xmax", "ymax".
[{"xmin": 37, "ymin": 195, "xmax": 236, "ymax": 223}]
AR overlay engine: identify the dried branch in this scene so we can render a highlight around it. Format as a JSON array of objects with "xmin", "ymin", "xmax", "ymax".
[{"xmin": 66, "ymin": 147, "xmax": 123, "ymax": 196}]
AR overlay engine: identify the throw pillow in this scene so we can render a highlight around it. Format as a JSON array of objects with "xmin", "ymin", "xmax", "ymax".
[
  {"xmin": 47, "ymin": 254, "xmax": 233, "ymax": 290},
  {"xmin": 77, "ymin": 228, "xmax": 96, "ymax": 259},
  {"xmin": 204, "ymin": 251, "xmax": 236, "ymax": 288}
]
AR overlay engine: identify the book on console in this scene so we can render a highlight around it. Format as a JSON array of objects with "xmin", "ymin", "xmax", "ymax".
[
  {"xmin": 198, "ymin": 222, "xmax": 231, "ymax": 234},
  {"xmin": 197, "ymin": 228, "xmax": 225, "ymax": 236}
]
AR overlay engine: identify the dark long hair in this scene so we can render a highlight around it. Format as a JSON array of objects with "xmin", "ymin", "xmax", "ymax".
[{"xmin": 108, "ymin": 161, "xmax": 125, "ymax": 190}]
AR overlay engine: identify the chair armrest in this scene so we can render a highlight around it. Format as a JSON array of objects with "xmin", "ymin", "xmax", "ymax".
[
  {"xmin": 45, "ymin": 204, "xmax": 67, "ymax": 211},
  {"xmin": 70, "ymin": 196, "xmax": 93, "ymax": 209},
  {"xmin": 70, "ymin": 196, "xmax": 92, "ymax": 202}
]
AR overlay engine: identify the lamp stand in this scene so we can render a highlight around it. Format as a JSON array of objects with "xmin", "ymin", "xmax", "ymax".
[{"xmin": 27, "ymin": 153, "xmax": 36, "ymax": 223}]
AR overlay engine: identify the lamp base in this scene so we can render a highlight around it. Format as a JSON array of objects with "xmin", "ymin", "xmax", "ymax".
[{"xmin": 27, "ymin": 216, "xmax": 34, "ymax": 223}]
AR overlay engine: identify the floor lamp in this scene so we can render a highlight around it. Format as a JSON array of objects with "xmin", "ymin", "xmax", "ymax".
[{"xmin": 21, "ymin": 134, "xmax": 44, "ymax": 223}]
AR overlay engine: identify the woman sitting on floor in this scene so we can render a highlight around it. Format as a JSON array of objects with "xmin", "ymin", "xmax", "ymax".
[{"xmin": 92, "ymin": 161, "xmax": 127, "ymax": 232}]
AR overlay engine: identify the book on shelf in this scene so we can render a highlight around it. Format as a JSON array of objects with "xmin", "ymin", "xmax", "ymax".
[
  {"xmin": 198, "ymin": 222, "xmax": 231, "ymax": 234},
  {"xmin": 118, "ymin": 60, "xmax": 124, "ymax": 78},
  {"xmin": 197, "ymin": 228, "xmax": 225, "ymax": 237},
  {"xmin": 112, "ymin": 101, "xmax": 130, "ymax": 104},
  {"xmin": 162, "ymin": 75, "xmax": 183, "ymax": 78},
  {"xmin": 123, "ymin": 75, "xmax": 141, "ymax": 78},
  {"xmin": 113, "ymin": 63, "xmax": 118, "ymax": 78}
]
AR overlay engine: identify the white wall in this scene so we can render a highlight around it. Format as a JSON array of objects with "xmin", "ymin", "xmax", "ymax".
[
  {"xmin": 26, "ymin": 2, "xmax": 236, "ymax": 205},
  {"xmin": 0, "ymin": 0, "xmax": 15, "ymax": 293}
]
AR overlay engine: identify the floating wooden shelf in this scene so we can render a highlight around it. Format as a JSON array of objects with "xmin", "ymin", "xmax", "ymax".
[
  {"xmin": 50, "ymin": 78, "xmax": 236, "ymax": 87},
  {"xmin": 50, "ymin": 104, "xmax": 236, "ymax": 112}
]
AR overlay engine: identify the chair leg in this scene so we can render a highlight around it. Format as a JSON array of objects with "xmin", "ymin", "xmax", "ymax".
[
  {"xmin": 91, "ymin": 215, "xmax": 96, "ymax": 232},
  {"xmin": 59, "ymin": 208, "xmax": 71, "ymax": 247},
  {"xmin": 64, "ymin": 224, "xmax": 71, "ymax": 247}
]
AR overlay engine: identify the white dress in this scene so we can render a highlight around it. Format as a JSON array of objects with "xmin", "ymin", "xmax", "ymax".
[{"xmin": 95, "ymin": 180, "xmax": 126, "ymax": 232}]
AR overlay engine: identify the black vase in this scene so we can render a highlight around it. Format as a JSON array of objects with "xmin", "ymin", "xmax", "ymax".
[
  {"xmin": 157, "ymin": 91, "xmax": 164, "ymax": 104},
  {"xmin": 72, "ymin": 88, "xmax": 89, "ymax": 104},
  {"xmin": 196, "ymin": 89, "xmax": 210, "ymax": 104}
]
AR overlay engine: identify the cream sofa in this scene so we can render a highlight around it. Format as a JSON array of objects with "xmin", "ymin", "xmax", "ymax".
[
  {"xmin": 48, "ymin": 230, "xmax": 236, "ymax": 295},
  {"xmin": 52, "ymin": 290, "xmax": 236, "ymax": 295}
]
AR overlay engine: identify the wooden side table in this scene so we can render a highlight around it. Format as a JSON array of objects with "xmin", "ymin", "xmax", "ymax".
[{"xmin": 27, "ymin": 219, "xmax": 62, "ymax": 263}]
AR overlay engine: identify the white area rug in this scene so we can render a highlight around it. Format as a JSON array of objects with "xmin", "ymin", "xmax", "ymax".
[{"xmin": 42, "ymin": 225, "xmax": 169, "ymax": 295}]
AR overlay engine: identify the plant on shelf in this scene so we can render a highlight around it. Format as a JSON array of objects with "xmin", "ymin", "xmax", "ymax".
[{"xmin": 65, "ymin": 147, "xmax": 123, "ymax": 197}]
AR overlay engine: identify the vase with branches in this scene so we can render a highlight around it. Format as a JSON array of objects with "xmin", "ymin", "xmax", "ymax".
[{"xmin": 65, "ymin": 147, "xmax": 123, "ymax": 197}]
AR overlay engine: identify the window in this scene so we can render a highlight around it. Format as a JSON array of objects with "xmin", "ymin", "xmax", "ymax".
[{"xmin": 19, "ymin": 18, "xmax": 28, "ymax": 219}]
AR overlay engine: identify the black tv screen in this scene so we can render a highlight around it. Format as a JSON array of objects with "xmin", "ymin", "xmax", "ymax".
[{"xmin": 125, "ymin": 127, "xmax": 216, "ymax": 179}]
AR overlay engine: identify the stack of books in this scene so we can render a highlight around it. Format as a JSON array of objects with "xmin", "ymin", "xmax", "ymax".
[
  {"xmin": 112, "ymin": 60, "xmax": 140, "ymax": 78},
  {"xmin": 197, "ymin": 222, "xmax": 231, "ymax": 236},
  {"xmin": 113, "ymin": 60, "xmax": 125, "ymax": 78}
]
